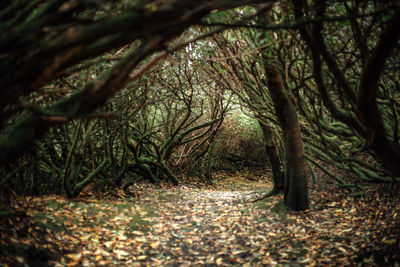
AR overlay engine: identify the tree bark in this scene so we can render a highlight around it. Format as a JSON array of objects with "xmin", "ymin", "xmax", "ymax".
[
  {"xmin": 293, "ymin": 0, "xmax": 400, "ymax": 177},
  {"xmin": 0, "ymin": 0, "xmax": 274, "ymax": 167},
  {"xmin": 257, "ymin": 6, "xmax": 309, "ymax": 210},
  {"xmin": 258, "ymin": 121, "xmax": 284, "ymax": 192},
  {"xmin": 357, "ymin": 11, "xmax": 400, "ymax": 176},
  {"xmin": 263, "ymin": 66, "xmax": 309, "ymax": 211}
]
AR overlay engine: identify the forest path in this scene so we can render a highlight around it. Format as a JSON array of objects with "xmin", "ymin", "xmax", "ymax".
[
  {"xmin": 140, "ymin": 188, "xmax": 275, "ymax": 266},
  {"xmin": 3, "ymin": 173, "xmax": 399, "ymax": 266}
]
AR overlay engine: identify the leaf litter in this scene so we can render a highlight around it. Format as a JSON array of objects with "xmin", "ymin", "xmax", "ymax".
[{"xmin": 0, "ymin": 171, "xmax": 399, "ymax": 266}]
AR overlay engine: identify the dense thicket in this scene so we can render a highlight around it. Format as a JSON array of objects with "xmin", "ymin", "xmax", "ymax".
[{"xmin": 1, "ymin": 0, "xmax": 399, "ymax": 211}]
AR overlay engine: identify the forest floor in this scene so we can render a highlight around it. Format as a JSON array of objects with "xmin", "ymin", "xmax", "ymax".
[{"xmin": 1, "ymin": 170, "xmax": 400, "ymax": 266}]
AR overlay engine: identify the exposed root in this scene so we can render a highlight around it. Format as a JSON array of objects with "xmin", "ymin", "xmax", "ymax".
[{"xmin": 248, "ymin": 188, "xmax": 281, "ymax": 203}]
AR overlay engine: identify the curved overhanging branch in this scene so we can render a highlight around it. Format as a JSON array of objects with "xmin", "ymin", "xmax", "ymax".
[
  {"xmin": 357, "ymin": 9, "xmax": 400, "ymax": 176},
  {"xmin": 0, "ymin": 0, "xmax": 276, "ymax": 166}
]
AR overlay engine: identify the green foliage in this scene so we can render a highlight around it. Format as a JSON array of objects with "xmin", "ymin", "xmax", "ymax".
[
  {"xmin": 232, "ymin": 111, "xmax": 262, "ymax": 137},
  {"xmin": 1, "ymin": 0, "xmax": 399, "ymax": 202},
  {"xmin": 213, "ymin": 111, "xmax": 267, "ymax": 171}
]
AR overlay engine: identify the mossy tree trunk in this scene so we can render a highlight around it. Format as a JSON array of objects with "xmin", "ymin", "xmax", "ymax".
[
  {"xmin": 0, "ymin": 0, "xmax": 274, "ymax": 167},
  {"xmin": 293, "ymin": 0, "xmax": 400, "ymax": 178}
]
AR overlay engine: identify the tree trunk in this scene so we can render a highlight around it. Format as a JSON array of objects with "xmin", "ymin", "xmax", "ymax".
[
  {"xmin": 293, "ymin": 0, "xmax": 400, "ymax": 178},
  {"xmin": 258, "ymin": 121, "xmax": 284, "ymax": 192},
  {"xmin": 257, "ymin": 7, "xmax": 309, "ymax": 210},
  {"xmin": 264, "ymin": 66, "xmax": 309, "ymax": 211},
  {"xmin": 357, "ymin": 12, "xmax": 400, "ymax": 177}
]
